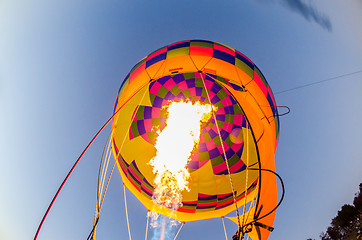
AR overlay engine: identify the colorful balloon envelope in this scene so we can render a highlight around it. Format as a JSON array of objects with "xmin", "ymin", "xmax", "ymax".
[{"xmin": 112, "ymin": 40, "xmax": 280, "ymax": 239}]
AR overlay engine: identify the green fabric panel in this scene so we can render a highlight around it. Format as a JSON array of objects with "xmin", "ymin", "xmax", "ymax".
[
  {"xmin": 141, "ymin": 191, "xmax": 152, "ymax": 200},
  {"xmin": 203, "ymin": 132, "xmax": 212, "ymax": 142},
  {"xmin": 216, "ymin": 76, "xmax": 228, "ymax": 85},
  {"xmin": 158, "ymin": 86, "xmax": 169, "ymax": 99},
  {"xmin": 214, "ymin": 101, "xmax": 224, "ymax": 109},
  {"xmin": 170, "ymin": 85, "xmax": 182, "ymax": 96},
  {"xmin": 233, "ymin": 105, "xmax": 243, "ymax": 114},
  {"xmin": 217, "ymin": 90, "xmax": 229, "ymax": 99},
  {"xmin": 183, "ymin": 72, "xmax": 196, "ymax": 80},
  {"xmin": 118, "ymin": 154, "xmax": 128, "ymax": 168},
  {"xmin": 180, "ymin": 205, "xmax": 197, "ymax": 209},
  {"xmin": 131, "ymin": 122, "xmax": 140, "ymax": 137},
  {"xmin": 166, "ymin": 47, "xmax": 190, "ymax": 59},
  {"xmin": 210, "ymin": 155, "xmax": 224, "ymax": 166},
  {"xmin": 224, "ymin": 137, "xmax": 233, "ymax": 147},
  {"xmin": 142, "ymin": 180, "xmax": 154, "ymax": 190},
  {"xmin": 130, "ymin": 164, "xmax": 143, "ymax": 180},
  {"xmin": 228, "ymin": 154, "xmax": 240, "ymax": 167},
  {"xmin": 216, "ymin": 120, "xmax": 225, "ymax": 129},
  {"xmin": 182, "ymin": 89, "xmax": 191, "ymax": 99},
  {"xmin": 198, "ymin": 151, "xmax": 210, "ymax": 161},
  {"xmin": 196, "ymin": 207, "xmax": 215, "ymax": 212},
  {"xmin": 149, "ymin": 94, "xmax": 156, "ymax": 105},
  {"xmin": 136, "ymin": 106, "xmax": 145, "ymax": 120},
  {"xmin": 190, "ymin": 41, "xmax": 213, "ymax": 48},
  {"xmin": 194, "ymin": 79, "xmax": 204, "ymax": 88},
  {"xmin": 235, "ymin": 59, "xmax": 254, "ymax": 78},
  {"xmin": 201, "ymin": 89, "xmax": 208, "ymax": 99},
  {"xmin": 217, "ymin": 196, "xmax": 233, "ymax": 204},
  {"xmin": 212, "ymin": 136, "xmax": 221, "ymax": 146}
]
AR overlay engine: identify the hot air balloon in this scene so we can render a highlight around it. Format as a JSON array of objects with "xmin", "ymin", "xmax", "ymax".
[{"xmin": 110, "ymin": 40, "xmax": 283, "ymax": 240}]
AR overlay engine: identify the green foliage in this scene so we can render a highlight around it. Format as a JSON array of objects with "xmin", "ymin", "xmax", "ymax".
[
  {"xmin": 310, "ymin": 183, "xmax": 362, "ymax": 240},
  {"xmin": 353, "ymin": 183, "xmax": 362, "ymax": 213},
  {"xmin": 332, "ymin": 204, "xmax": 357, "ymax": 229}
]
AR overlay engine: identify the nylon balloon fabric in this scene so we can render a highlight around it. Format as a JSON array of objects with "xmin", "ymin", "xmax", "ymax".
[{"xmin": 111, "ymin": 40, "xmax": 279, "ymax": 240}]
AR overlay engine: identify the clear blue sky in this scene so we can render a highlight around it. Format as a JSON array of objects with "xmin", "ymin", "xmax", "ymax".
[{"xmin": 1, "ymin": 0, "xmax": 361, "ymax": 239}]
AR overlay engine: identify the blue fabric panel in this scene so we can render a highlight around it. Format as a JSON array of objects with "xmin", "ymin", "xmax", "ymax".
[
  {"xmin": 213, "ymin": 49, "xmax": 235, "ymax": 65},
  {"xmin": 146, "ymin": 52, "xmax": 167, "ymax": 68}
]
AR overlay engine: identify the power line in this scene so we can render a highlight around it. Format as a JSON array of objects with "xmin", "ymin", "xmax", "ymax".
[{"xmin": 275, "ymin": 70, "xmax": 362, "ymax": 94}]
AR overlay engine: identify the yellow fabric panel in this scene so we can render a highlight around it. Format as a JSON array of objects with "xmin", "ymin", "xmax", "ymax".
[
  {"xmin": 161, "ymin": 55, "xmax": 198, "ymax": 76},
  {"xmin": 187, "ymin": 160, "xmax": 215, "ymax": 196},
  {"xmin": 226, "ymin": 204, "xmax": 256, "ymax": 225},
  {"xmin": 189, "ymin": 55, "xmax": 213, "ymax": 71},
  {"xmin": 129, "ymin": 62, "xmax": 147, "ymax": 84},
  {"xmin": 113, "ymin": 88, "xmax": 152, "ymax": 159},
  {"xmin": 203, "ymin": 58, "xmax": 240, "ymax": 82},
  {"xmin": 145, "ymin": 60, "xmax": 166, "ymax": 79},
  {"xmin": 235, "ymin": 59, "xmax": 254, "ymax": 80},
  {"xmin": 234, "ymin": 65, "xmax": 253, "ymax": 86},
  {"xmin": 116, "ymin": 73, "xmax": 151, "ymax": 108}
]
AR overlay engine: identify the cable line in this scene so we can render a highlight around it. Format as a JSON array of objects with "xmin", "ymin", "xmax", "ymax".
[{"xmin": 276, "ymin": 70, "xmax": 362, "ymax": 94}]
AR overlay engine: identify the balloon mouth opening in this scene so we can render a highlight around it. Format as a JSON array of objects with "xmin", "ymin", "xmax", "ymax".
[{"xmin": 149, "ymin": 100, "xmax": 215, "ymax": 209}]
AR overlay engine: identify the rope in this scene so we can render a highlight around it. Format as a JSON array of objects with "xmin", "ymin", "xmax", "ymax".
[
  {"xmin": 115, "ymin": 84, "xmax": 149, "ymax": 162},
  {"xmin": 233, "ymin": 168, "xmax": 284, "ymax": 237},
  {"xmin": 88, "ymin": 84, "xmax": 150, "ymax": 240},
  {"xmin": 91, "ymin": 133, "xmax": 112, "ymax": 240},
  {"xmin": 99, "ymin": 137, "xmax": 112, "ymax": 204},
  {"xmin": 173, "ymin": 222, "xmax": 184, "ymax": 240},
  {"xmin": 123, "ymin": 184, "xmax": 132, "ymax": 240},
  {"xmin": 99, "ymin": 156, "xmax": 116, "ymax": 210},
  {"xmin": 86, "ymin": 217, "xmax": 99, "ymax": 240},
  {"xmin": 33, "ymin": 78, "xmax": 153, "ymax": 240},
  {"xmin": 202, "ymin": 72, "xmax": 241, "ymax": 227},
  {"xmin": 34, "ymin": 107, "xmax": 124, "ymax": 240},
  {"xmin": 241, "ymin": 121, "xmax": 250, "ymax": 227},
  {"xmin": 222, "ymin": 217, "xmax": 228, "ymax": 240},
  {"xmin": 111, "ymin": 84, "xmax": 149, "ymax": 240},
  {"xmin": 275, "ymin": 70, "xmax": 362, "ymax": 94},
  {"xmin": 88, "ymin": 135, "xmax": 117, "ymax": 240},
  {"xmin": 96, "ymin": 133, "xmax": 112, "ymax": 210}
]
